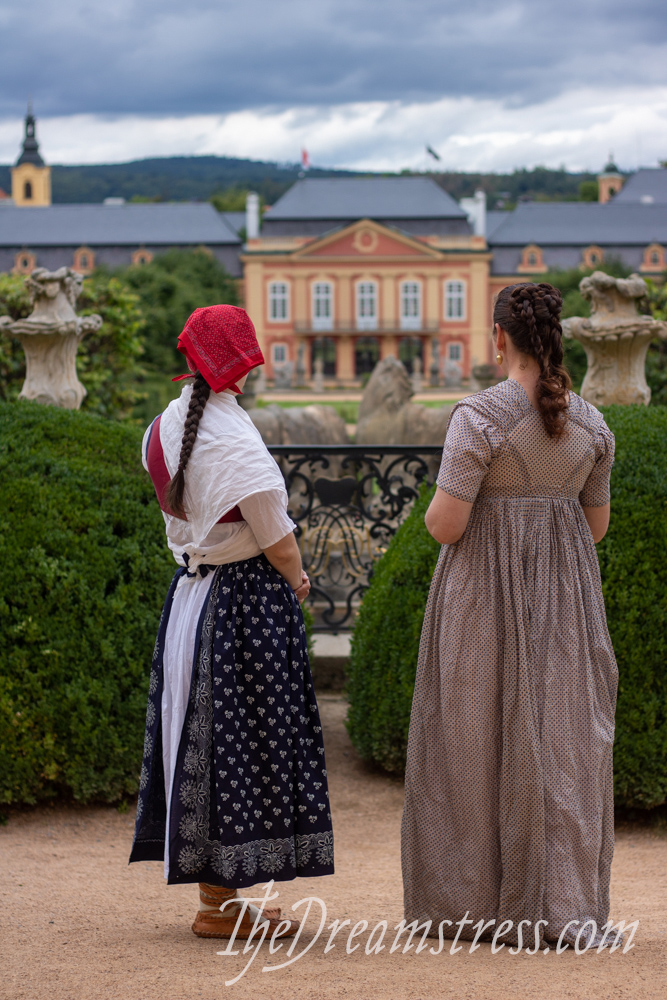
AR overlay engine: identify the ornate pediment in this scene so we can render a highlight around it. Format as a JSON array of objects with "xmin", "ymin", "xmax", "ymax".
[{"xmin": 292, "ymin": 219, "xmax": 442, "ymax": 260}]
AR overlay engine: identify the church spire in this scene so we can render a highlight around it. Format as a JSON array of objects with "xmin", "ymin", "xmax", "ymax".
[{"xmin": 16, "ymin": 102, "xmax": 45, "ymax": 167}]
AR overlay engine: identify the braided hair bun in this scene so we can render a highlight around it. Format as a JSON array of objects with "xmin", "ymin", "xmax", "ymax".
[
  {"xmin": 493, "ymin": 282, "xmax": 571, "ymax": 438},
  {"xmin": 165, "ymin": 372, "xmax": 212, "ymax": 518}
]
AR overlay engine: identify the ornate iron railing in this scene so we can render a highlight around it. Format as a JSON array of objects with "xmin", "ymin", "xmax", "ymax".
[{"xmin": 268, "ymin": 445, "xmax": 442, "ymax": 631}]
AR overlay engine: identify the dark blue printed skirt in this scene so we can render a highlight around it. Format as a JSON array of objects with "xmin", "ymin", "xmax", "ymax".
[{"xmin": 129, "ymin": 555, "xmax": 334, "ymax": 887}]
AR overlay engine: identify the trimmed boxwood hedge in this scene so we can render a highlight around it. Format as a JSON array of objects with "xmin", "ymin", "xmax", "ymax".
[
  {"xmin": 0, "ymin": 401, "xmax": 175, "ymax": 805},
  {"xmin": 346, "ymin": 405, "xmax": 667, "ymax": 809}
]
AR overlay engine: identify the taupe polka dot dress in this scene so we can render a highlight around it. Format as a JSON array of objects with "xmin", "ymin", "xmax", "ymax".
[{"xmin": 401, "ymin": 379, "xmax": 617, "ymax": 947}]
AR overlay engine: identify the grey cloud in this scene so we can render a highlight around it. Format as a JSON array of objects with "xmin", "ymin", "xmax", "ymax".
[{"xmin": 0, "ymin": 0, "xmax": 666, "ymax": 117}]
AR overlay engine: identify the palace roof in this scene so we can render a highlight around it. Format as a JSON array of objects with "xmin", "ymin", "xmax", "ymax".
[
  {"xmin": 613, "ymin": 168, "xmax": 667, "ymax": 205},
  {"xmin": 488, "ymin": 201, "xmax": 667, "ymax": 246},
  {"xmin": 0, "ymin": 203, "xmax": 240, "ymax": 246},
  {"xmin": 267, "ymin": 177, "xmax": 467, "ymax": 220}
]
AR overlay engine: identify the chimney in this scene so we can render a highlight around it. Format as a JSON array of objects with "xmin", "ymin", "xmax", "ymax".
[
  {"xmin": 459, "ymin": 189, "xmax": 486, "ymax": 237},
  {"xmin": 246, "ymin": 191, "xmax": 260, "ymax": 240}
]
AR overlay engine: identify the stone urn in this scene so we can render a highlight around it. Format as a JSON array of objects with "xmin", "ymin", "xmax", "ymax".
[
  {"xmin": 562, "ymin": 271, "xmax": 667, "ymax": 406},
  {"xmin": 0, "ymin": 267, "xmax": 102, "ymax": 409}
]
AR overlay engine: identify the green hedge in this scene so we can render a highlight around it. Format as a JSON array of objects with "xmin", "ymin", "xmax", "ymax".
[
  {"xmin": 346, "ymin": 405, "xmax": 667, "ymax": 809},
  {"xmin": 0, "ymin": 401, "xmax": 174, "ymax": 804}
]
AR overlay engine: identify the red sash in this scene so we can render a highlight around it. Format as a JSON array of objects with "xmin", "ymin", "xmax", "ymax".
[{"xmin": 145, "ymin": 414, "xmax": 244, "ymax": 524}]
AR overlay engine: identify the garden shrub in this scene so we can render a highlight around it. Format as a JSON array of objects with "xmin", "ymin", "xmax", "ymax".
[
  {"xmin": 346, "ymin": 405, "xmax": 667, "ymax": 809},
  {"xmin": 0, "ymin": 401, "xmax": 175, "ymax": 804}
]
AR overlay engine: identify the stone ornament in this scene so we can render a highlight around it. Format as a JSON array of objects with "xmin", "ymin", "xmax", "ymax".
[
  {"xmin": 356, "ymin": 356, "xmax": 451, "ymax": 446},
  {"xmin": 0, "ymin": 267, "xmax": 102, "ymax": 409},
  {"xmin": 562, "ymin": 271, "xmax": 667, "ymax": 407}
]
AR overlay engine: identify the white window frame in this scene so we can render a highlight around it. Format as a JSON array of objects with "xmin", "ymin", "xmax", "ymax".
[
  {"xmin": 400, "ymin": 280, "xmax": 422, "ymax": 331},
  {"xmin": 312, "ymin": 281, "xmax": 334, "ymax": 331},
  {"xmin": 356, "ymin": 280, "xmax": 378, "ymax": 330},
  {"xmin": 447, "ymin": 342, "xmax": 463, "ymax": 362},
  {"xmin": 444, "ymin": 280, "xmax": 466, "ymax": 321},
  {"xmin": 272, "ymin": 342, "xmax": 288, "ymax": 364},
  {"xmin": 268, "ymin": 281, "xmax": 290, "ymax": 322}
]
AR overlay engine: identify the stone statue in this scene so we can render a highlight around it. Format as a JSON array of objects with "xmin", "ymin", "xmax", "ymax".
[
  {"xmin": 411, "ymin": 355, "xmax": 423, "ymax": 394},
  {"xmin": 443, "ymin": 359, "xmax": 463, "ymax": 388},
  {"xmin": 313, "ymin": 357, "xmax": 324, "ymax": 393},
  {"xmin": 295, "ymin": 342, "xmax": 308, "ymax": 388},
  {"xmin": 250, "ymin": 403, "xmax": 349, "ymax": 445},
  {"xmin": 356, "ymin": 356, "xmax": 451, "ymax": 446},
  {"xmin": 0, "ymin": 267, "xmax": 102, "ymax": 409},
  {"xmin": 273, "ymin": 360, "xmax": 294, "ymax": 390},
  {"xmin": 562, "ymin": 271, "xmax": 667, "ymax": 406},
  {"xmin": 430, "ymin": 339, "xmax": 440, "ymax": 387}
]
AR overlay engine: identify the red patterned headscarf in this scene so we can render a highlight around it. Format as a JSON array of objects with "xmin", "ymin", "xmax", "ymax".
[{"xmin": 172, "ymin": 305, "xmax": 264, "ymax": 393}]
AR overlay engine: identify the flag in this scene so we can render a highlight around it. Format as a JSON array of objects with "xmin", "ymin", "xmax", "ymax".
[
  {"xmin": 301, "ymin": 148, "xmax": 310, "ymax": 170},
  {"xmin": 426, "ymin": 145, "xmax": 441, "ymax": 162}
]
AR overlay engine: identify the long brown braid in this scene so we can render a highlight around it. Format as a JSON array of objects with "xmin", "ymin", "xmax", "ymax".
[
  {"xmin": 493, "ymin": 282, "xmax": 571, "ymax": 438},
  {"xmin": 165, "ymin": 372, "xmax": 212, "ymax": 518}
]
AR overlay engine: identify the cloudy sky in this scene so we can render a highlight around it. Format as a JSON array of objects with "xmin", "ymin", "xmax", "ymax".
[{"xmin": 0, "ymin": 0, "xmax": 666, "ymax": 171}]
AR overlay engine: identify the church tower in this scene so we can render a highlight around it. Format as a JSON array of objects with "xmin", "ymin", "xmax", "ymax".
[
  {"xmin": 11, "ymin": 104, "xmax": 51, "ymax": 207},
  {"xmin": 597, "ymin": 156, "xmax": 624, "ymax": 204}
]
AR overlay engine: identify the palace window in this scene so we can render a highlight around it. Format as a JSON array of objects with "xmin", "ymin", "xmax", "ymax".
[
  {"xmin": 131, "ymin": 248, "xmax": 153, "ymax": 266},
  {"xmin": 73, "ymin": 246, "xmax": 95, "ymax": 275},
  {"xmin": 518, "ymin": 244, "xmax": 546, "ymax": 273},
  {"xmin": 641, "ymin": 243, "xmax": 665, "ymax": 272},
  {"xmin": 269, "ymin": 282, "xmax": 290, "ymax": 322},
  {"xmin": 13, "ymin": 251, "xmax": 36, "ymax": 274},
  {"xmin": 582, "ymin": 245, "xmax": 604, "ymax": 269},
  {"xmin": 24, "ymin": 180, "xmax": 32, "ymax": 200},
  {"xmin": 356, "ymin": 281, "xmax": 378, "ymax": 330},
  {"xmin": 444, "ymin": 280, "xmax": 466, "ymax": 321},
  {"xmin": 312, "ymin": 281, "xmax": 333, "ymax": 331},
  {"xmin": 272, "ymin": 343, "xmax": 288, "ymax": 364},
  {"xmin": 400, "ymin": 281, "xmax": 422, "ymax": 330},
  {"xmin": 448, "ymin": 343, "xmax": 462, "ymax": 362}
]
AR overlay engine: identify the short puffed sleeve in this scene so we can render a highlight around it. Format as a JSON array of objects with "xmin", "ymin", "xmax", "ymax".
[
  {"xmin": 437, "ymin": 406, "xmax": 493, "ymax": 503},
  {"xmin": 579, "ymin": 421, "xmax": 615, "ymax": 507}
]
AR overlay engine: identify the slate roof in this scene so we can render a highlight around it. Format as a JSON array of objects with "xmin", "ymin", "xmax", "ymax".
[
  {"xmin": 0, "ymin": 203, "xmax": 240, "ymax": 246},
  {"xmin": 486, "ymin": 211, "xmax": 511, "ymax": 239},
  {"xmin": 220, "ymin": 211, "xmax": 246, "ymax": 235},
  {"xmin": 487, "ymin": 201, "xmax": 667, "ymax": 245},
  {"xmin": 267, "ymin": 176, "xmax": 467, "ymax": 220},
  {"xmin": 613, "ymin": 168, "xmax": 667, "ymax": 205}
]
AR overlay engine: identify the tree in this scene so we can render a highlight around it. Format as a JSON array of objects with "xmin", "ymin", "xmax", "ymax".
[{"xmin": 578, "ymin": 180, "xmax": 599, "ymax": 202}]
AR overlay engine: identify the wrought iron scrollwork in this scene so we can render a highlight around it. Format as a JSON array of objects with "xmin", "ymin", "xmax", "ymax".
[{"xmin": 269, "ymin": 445, "xmax": 441, "ymax": 630}]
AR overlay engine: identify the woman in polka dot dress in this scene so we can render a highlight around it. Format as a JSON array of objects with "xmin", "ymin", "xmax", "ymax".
[
  {"xmin": 129, "ymin": 305, "xmax": 334, "ymax": 939},
  {"xmin": 402, "ymin": 283, "xmax": 617, "ymax": 949}
]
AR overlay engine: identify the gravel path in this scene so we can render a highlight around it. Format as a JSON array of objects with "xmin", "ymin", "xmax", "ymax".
[{"xmin": 1, "ymin": 696, "xmax": 665, "ymax": 1000}]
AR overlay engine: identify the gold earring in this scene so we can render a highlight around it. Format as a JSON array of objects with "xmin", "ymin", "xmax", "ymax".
[{"xmin": 496, "ymin": 353, "xmax": 503, "ymax": 365}]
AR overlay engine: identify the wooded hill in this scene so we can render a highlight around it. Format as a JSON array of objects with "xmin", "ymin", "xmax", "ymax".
[{"xmin": 0, "ymin": 156, "xmax": 602, "ymax": 207}]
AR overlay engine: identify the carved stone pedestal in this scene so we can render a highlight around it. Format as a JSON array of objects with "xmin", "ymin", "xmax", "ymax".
[
  {"xmin": 0, "ymin": 267, "xmax": 102, "ymax": 409},
  {"xmin": 562, "ymin": 271, "xmax": 667, "ymax": 407}
]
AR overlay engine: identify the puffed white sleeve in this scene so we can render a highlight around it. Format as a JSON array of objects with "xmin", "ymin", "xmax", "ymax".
[{"xmin": 238, "ymin": 490, "xmax": 297, "ymax": 550}]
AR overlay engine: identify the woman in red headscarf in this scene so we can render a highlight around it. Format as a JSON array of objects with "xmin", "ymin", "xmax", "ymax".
[{"xmin": 129, "ymin": 305, "xmax": 334, "ymax": 939}]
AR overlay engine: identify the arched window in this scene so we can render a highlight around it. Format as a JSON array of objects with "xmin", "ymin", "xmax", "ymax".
[
  {"xmin": 24, "ymin": 180, "xmax": 32, "ymax": 200},
  {"xmin": 399, "ymin": 336, "xmax": 423, "ymax": 374},
  {"xmin": 73, "ymin": 247, "xmax": 95, "ymax": 274},
  {"xmin": 356, "ymin": 281, "xmax": 378, "ymax": 330},
  {"xmin": 582, "ymin": 245, "xmax": 604, "ymax": 269},
  {"xmin": 642, "ymin": 243, "xmax": 665, "ymax": 272},
  {"xmin": 13, "ymin": 251, "xmax": 36, "ymax": 274},
  {"xmin": 269, "ymin": 282, "xmax": 289, "ymax": 322},
  {"xmin": 444, "ymin": 280, "xmax": 466, "ymax": 321},
  {"xmin": 131, "ymin": 248, "xmax": 154, "ymax": 266},
  {"xmin": 518, "ymin": 244, "xmax": 546, "ymax": 273},
  {"xmin": 400, "ymin": 281, "xmax": 422, "ymax": 330},
  {"xmin": 312, "ymin": 282, "xmax": 333, "ymax": 331}
]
